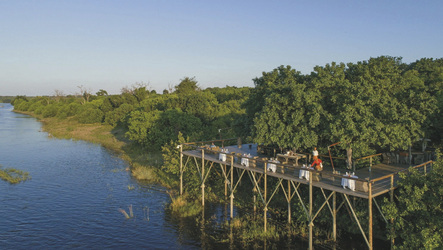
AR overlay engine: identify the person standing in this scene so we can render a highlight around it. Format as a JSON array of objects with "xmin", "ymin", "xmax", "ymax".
[{"xmin": 313, "ymin": 147, "xmax": 319, "ymax": 161}]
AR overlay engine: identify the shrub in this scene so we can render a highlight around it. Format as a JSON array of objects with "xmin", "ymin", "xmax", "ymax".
[
  {"xmin": 77, "ymin": 108, "xmax": 104, "ymax": 124},
  {"xmin": 42, "ymin": 104, "xmax": 59, "ymax": 118}
]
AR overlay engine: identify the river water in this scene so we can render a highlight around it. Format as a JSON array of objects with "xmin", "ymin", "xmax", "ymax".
[{"xmin": 0, "ymin": 103, "xmax": 201, "ymax": 249}]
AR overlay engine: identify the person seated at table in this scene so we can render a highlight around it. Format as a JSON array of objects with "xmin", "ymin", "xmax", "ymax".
[
  {"xmin": 211, "ymin": 143, "xmax": 216, "ymax": 148},
  {"xmin": 311, "ymin": 157, "xmax": 323, "ymax": 171}
]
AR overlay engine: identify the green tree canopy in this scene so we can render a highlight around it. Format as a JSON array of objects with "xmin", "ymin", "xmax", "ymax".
[
  {"xmin": 174, "ymin": 77, "xmax": 200, "ymax": 94},
  {"xmin": 250, "ymin": 57, "xmax": 437, "ymax": 159}
]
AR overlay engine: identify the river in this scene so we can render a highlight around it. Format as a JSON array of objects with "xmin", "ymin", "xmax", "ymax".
[{"xmin": 0, "ymin": 103, "xmax": 202, "ymax": 249}]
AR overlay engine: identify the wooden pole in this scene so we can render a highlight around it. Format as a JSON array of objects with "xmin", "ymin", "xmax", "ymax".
[
  {"xmin": 224, "ymin": 164, "xmax": 227, "ymax": 199},
  {"xmin": 309, "ymin": 170, "xmax": 313, "ymax": 250},
  {"xmin": 288, "ymin": 179, "xmax": 291, "ymax": 224},
  {"xmin": 253, "ymin": 173, "xmax": 257, "ymax": 216},
  {"xmin": 390, "ymin": 175, "xmax": 395, "ymax": 248},
  {"xmin": 180, "ymin": 145, "xmax": 183, "ymax": 195},
  {"xmin": 264, "ymin": 162, "xmax": 268, "ymax": 233},
  {"xmin": 230, "ymin": 156, "xmax": 234, "ymax": 218},
  {"xmin": 368, "ymin": 181, "xmax": 373, "ymax": 250},
  {"xmin": 202, "ymin": 149, "xmax": 206, "ymax": 204},
  {"xmin": 333, "ymin": 191, "xmax": 337, "ymax": 242}
]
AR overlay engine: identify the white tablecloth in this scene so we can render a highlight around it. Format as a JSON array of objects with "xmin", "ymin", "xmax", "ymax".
[
  {"xmin": 241, "ymin": 157, "xmax": 249, "ymax": 167},
  {"xmin": 341, "ymin": 175, "xmax": 357, "ymax": 191},
  {"xmin": 299, "ymin": 167, "xmax": 312, "ymax": 180},
  {"xmin": 219, "ymin": 153, "xmax": 226, "ymax": 162},
  {"xmin": 267, "ymin": 161, "xmax": 279, "ymax": 172}
]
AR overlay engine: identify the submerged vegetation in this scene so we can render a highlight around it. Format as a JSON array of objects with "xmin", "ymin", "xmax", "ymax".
[
  {"xmin": 9, "ymin": 56, "xmax": 443, "ymax": 248},
  {"xmin": 0, "ymin": 165, "xmax": 31, "ymax": 184}
]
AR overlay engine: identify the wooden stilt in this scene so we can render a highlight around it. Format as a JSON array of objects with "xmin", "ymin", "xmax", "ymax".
[
  {"xmin": 390, "ymin": 175, "xmax": 395, "ymax": 248},
  {"xmin": 333, "ymin": 191, "xmax": 336, "ymax": 242},
  {"xmin": 224, "ymin": 165, "xmax": 227, "ymax": 199},
  {"xmin": 309, "ymin": 171, "xmax": 313, "ymax": 250},
  {"xmin": 264, "ymin": 162, "xmax": 268, "ymax": 233},
  {"xmin": 288, "ymin": 179, "xmax": 291, "ymax": 224},
  {"xmin": 201, "ymin": 149, "xmax": 205, "ymax": 207},
  {"xmin": 230, "ymin": 156, "xmax": 234, "ymax": 218},
  {"xmin": 369, "ymin": 182, "xmax": 373, "ymax": 250},
  {"xmin": 180, "ymin": 145, "xmax": 183, "ymax": 195}
]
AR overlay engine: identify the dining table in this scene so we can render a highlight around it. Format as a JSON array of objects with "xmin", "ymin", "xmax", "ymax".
[
  {"xmin": 299, "ymin": 165, "xmax": 312, "ymax": 180},
  {"xmin": 341, "ymin": 173, "xmax": 358, "ymax": 191},
  {"xmin": 276, "ymin": 153, "xmax": 307, "ymax": 166},
  {"xmin": 267, "ymin": 159, "xmax": 279, "ymax": 173},
  {"xmin": 219, "ymin": 149, "xmax": 228, "ymax": 162},
  {"xmin": 241, "ymin": 154, "xmax": 250, "ymax": 167}
]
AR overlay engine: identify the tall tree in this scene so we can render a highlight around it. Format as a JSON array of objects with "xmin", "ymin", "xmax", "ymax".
[
  {"xmin": 174, "ymin": 77, "xmax": 200, "ymax": 94},
  {"xmin": 252, "ymin": 65, "xmax": 323, "ymax": 150}
]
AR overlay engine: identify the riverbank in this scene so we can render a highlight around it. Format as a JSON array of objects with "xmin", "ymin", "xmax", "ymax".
[{"xmin": 14, "ymin": 111, "xmax": 164, "ymax": 184}]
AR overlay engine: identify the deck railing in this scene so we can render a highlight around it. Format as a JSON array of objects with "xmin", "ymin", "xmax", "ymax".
[{"xmin": 182, "ymin": 143, "xmax": 433, "ymax": 196}]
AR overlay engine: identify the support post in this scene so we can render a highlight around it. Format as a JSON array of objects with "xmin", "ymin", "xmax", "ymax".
[
  {"xmin": 180, "ymin": 145, "xmax": 183, "ymax": 195},
  {"xmin": 390, "ymin": 175, "xmax": 395, "ymax": 248},
  {"xmin": 253, "ymin": 173, "xmax": 257, "ymax": 216},
  {"xmin": 224, "ymin": 165, "xmax": 227, "ymax": 199},
  {"xmin": 309, "ymin": 170, "xmax": 313, "ymax": 250},
  {"xmin": 201, "ymin": 149, "xmax": 205, "ymax": 207},
  {"xmin": 264, "ymin": 162, "xmax": 268, "ymax": 233},
  {"xmin": 333, "ymin": 191, "xmax": 336, "ymax": 242},
  {"xmin": 230, "ymin": 156, "xmax": 234, "ymax": 218},
  {"xmin": 368, "ymin": 181, "xmax": 373, "ymax": 250},
  {"xmin": 288, "ymin": 179, "xmax": 291, "ymax": 224}
]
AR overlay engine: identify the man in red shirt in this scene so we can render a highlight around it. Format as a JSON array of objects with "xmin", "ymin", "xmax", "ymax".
[{"xmin": 311, "ymin": 157, "xmax": 323, "ymax": 171}]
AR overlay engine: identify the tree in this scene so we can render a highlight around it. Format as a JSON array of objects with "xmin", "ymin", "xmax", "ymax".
[
  {"xmin": 54, "ymin": 89, "xmax": 64, "ymax": 102},
  {"xmin": 77, "ymin": 85, "xmax": 92, "ymax": 104},
  {"xmin": 251, "ymin": 65, "xmax": 323, "ymax": 151},
  {"xmin": 382, "ymin": 152, "xmax": 443, "ymax": 249},
  {"xmin": 244, "ymin": 65, "xmax": 304, "ymax": 139},
  {"xmin": 408, "ymin": 58, "xmax": 443, "ymax": 143},
  {"xmin": 316, "ymin": 57, "xmax": 435, "ymax": 161},
  {"xmin": 174, "ymin": 77, "xmax": 199, "ymax": 94},
  {"xmin": 96, "ymin": 89, "xmax": 108, "ymax": 96},
  {"xmin": 121, "ymin": 83, "xmax": 150, "ymax": 103}
]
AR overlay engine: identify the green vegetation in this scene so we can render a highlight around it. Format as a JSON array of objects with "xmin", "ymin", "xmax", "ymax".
[
  {"xmin": 10, "ymin": 56, "xmax": 443, "ymax": 247},
  {"xmin": 382, "ymin": 151, "xmax": 443, "ymax": 249},
  {"xmin": 0, "ymin": 165, "xmax": 31, "ymax": 184}
]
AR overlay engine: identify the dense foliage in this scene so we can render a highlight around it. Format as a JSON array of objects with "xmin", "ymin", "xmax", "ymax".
[
  {"xmin": 248, "ymin": 56, "xmax": 440, "ymax": 159},
  {"xmin": 12, "ymin": 80, "xmax": 251, "ymax": 152},
  {"xmin": 382, "ymin": 151, "xmax": 443, "ymax": 249}
]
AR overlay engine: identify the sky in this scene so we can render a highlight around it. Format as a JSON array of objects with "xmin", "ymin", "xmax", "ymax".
[{"xmin": 1, "ymin": 0, "xmax": 442, "ymax": 96}]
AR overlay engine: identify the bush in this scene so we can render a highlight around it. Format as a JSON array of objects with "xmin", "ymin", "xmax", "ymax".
[
  {"xmin": 42, "ymin": 104, "xmax": 59, "ymax": 118},
  {"xmin": 104, "ymin": 103, "xmax": 134, "ymax": 126},
  {"xmin": 77, "ymin": 108, "xmax": 104, "ymax": 124}
]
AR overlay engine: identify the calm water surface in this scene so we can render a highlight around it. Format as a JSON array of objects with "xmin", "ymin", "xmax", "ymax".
[{"xmin": 0, "ymin": 103, "xmax": 198, "ymax": 249}]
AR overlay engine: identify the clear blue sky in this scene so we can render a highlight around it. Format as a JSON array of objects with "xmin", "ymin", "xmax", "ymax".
[{"xmin": 1, "ymin": 0, "xmax": 442, "ymax": 96}]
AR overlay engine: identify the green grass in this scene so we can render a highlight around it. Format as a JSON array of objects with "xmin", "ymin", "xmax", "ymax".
[{"xmin": 0, "ymin": 165, "xmax": 31, "ymax": 184}]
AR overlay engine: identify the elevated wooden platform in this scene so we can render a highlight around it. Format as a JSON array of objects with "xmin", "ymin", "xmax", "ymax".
[
  {"xmin": 179, "ymin": 141, "xmax": 433, "ymax": 250},
  {"xmin": 182, "ymin": 143, "xmax": 430, "ymax": 199}
]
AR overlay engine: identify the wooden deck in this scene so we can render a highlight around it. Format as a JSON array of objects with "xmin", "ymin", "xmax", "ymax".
[
  {"xmin": 182, "ymin": 143, "xmax": 431, "ymax": 199},
  {"xmin": 180, "ymin": 141, "xmax": 433, "ymax": 250}
]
